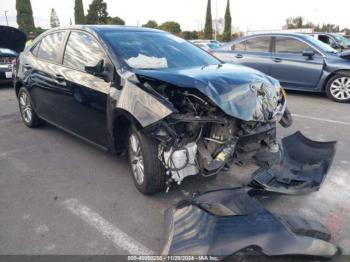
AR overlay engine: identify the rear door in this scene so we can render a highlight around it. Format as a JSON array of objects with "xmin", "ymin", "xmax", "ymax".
[
  {"xmin": 269, "ymin": 36, "xmax": 324, "ymax": 90},
  {"xmin": 26, "ymin": 31, "xmax": 68, "ymax": 121},
  {"xmin": 216, "ymin": 36, "xmax": 272, "ymax": 75}
]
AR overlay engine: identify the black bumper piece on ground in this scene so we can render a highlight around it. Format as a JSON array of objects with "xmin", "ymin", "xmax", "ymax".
[
  {"xmin": 161, "ymin": 188, "xmax": 339, "ymax": 259},
  {"xmin": 250, "ymin": 131, "xmax": 337, "ymax": 195}
]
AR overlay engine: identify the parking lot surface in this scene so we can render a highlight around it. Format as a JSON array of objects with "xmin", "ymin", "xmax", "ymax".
[{"xmin": 0, "ymin": 84, "xmax": 350, "ymax": 255}]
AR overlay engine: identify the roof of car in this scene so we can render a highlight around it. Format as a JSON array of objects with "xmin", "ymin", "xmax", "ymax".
[
  {"xmin": 245, "ymin": 32, "xmax": 307, "ymax": 38},
  {"xmin": 46, "ymin": 25, "xmax": 162, "ymax": 33}
]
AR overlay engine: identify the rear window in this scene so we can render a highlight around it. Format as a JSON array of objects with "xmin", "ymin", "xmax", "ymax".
[
  {"xmin": 245, "ymin": 37, "xmax": 270, "ymax": 52},
  {"xmin": 37, "ymin": 32, "xmax": 65, "ymax": 62},
  {"xmin": 231, "ymin": 37, "xmax": 270, "ymax": 52}
]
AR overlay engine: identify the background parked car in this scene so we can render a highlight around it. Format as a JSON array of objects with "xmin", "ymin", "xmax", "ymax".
[
  {"xmin": 309, "ymin": 33, "xmax": 350, "ymax": 51},
  {"xmin": 213, "ymin": 33, "xmax": 350, "ymax": 103},
  {"xmin": 0, "ymin": 26, "xmax": 26, "ymax": 83},
  {"xmin": 191, "ymin": 40, "xmax": 222, "ymax": 52}
]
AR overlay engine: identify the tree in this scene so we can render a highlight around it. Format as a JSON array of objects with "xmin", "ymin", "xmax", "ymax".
[
  {"xmin": 204, "ymin": 0, "xmax": 213, "ymax": 39},
  {"xmin": 74, "ymin": 0, "xmax": 85, "ymax": 24},
  {"xmin": 50, "ymin": 8, "xmax": 60, "ymax": 28},
  {"xmin": 16, "ymin": 0, "xmax": 35, "ymax": 34},
  {"xmin": 285, "ymin": 16, "xmax": 304, "ymax": 29},
  {"xmin": 159, "ymin": 21, "xmax": 181, "ymax": 35},
  {"xmin": 107, "ymin": 16, "xmax": 125, "ymax": 25},
  {"xmin": 182, "ymin": 31, "xmax": 199, "ymax": 40},
  {"xmin": 86, "ymin": 0, "xmax": 109, "ymax": 24},
  {"xmin": 222, "ymin": 0, "xmax": 232, "ymax": 42},
  {"xmin": 315, "ymin": 23, "xmax": 340, "ymax": 32},
  {"xmin": 142, "ymin": 20, "xmax": 158, "ymax": 28}
]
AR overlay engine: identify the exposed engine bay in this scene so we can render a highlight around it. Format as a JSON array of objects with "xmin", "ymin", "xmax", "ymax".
[{"xmin": 140, "ymin": 76, "xmax": 292, "ymax": 188}]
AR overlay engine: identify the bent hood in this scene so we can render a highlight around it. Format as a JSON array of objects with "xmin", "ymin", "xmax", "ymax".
[
  {"xmin": 0, "ymin": 26, "xmax": 26, "ymax": 53},
  {"xmin": 134, "ymin": 63, "xmax": 283, "ymax": 122}
]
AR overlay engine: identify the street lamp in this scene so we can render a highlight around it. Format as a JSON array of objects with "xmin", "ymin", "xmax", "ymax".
[
  {"xmin": 4, "ymin": 11, "xmax": 8, "ymax": 26},
  {"xmin": 214, "ymin": 0, "xmax": 218, "ymax": 40}
]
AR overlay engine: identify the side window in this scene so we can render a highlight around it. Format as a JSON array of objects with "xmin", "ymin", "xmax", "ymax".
[
  {"xmin": 31, "ymin": 42, "xmax": 41, "ymax": 57},
  {"xmin": 231, "ymin": 41, "xmax": 246, "ymax": 51},
  {"xmin": 37, "ymin": 32, "xmax": 65, "ymax": 62},
  {"xmin": 275, "ymin": 37, "xmax": 309, "ymax": 54},
  {"xmin": 245, "ymin": 37, "xmax": 270, "ymax": 52},
  {"xmin": 63, "ymin": 31, "xmax": 106, "ymax": 71},
  {"xmin": 319, "ymin": 35, "xmax": 331, "ymax": 45}
]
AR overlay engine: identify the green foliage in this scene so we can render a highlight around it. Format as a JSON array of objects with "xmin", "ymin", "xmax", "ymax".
[
  {"xmin": 16, "ymin": 0, "xmax": 35, "ymax": 34},
  {"xmin": 222, "ymin": 0, "xmax": 232, "ymax": 42},
  {"xmin": 285, "ymin": 16, "xmax": 305, "ymax": 29},
  {"xmin": 285, "ymin": 16, "xmax": 342, "ymax": 33},
  {"xmin": 159, "ymin": 21, "xmax": 181, "ymax": 35},
  {"xmin": 107, "ymin": 16, "xmax": 125, "ymax": 25},
  {"xmin": 50, "ymin": 8, "xmax": 60, "ymax": 28},
  {"xmin": 142, "ymin": 20, "xmax": 158, "ymax": 28},
  {"xmin": 33, "ymin": 27, "xmax": 46, "ymax": 36},
  {"xmin": 204, "ymin": 0, "xmax": 213, "ymax": 39},
  {"xmin": 182, "ymin": 31, "xmax": 199, "ymax": 40},
  {"xmin": 86, "ymin": 0, "xmax": 109, "ymax": 24},
  {"xmin": 74, "ymin": 0, "xmax": 85, "ymax": 24},
  {"xmin": 315, "ymin": 24, "xmax": 340, "ymax": 32}
]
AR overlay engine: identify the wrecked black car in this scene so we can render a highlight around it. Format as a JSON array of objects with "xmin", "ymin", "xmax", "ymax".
[{"xmin": 15, "ymin": 25, "xmax": 293, "ymax": 194}]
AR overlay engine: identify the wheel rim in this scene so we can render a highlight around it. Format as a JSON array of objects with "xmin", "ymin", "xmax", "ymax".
[
  {"xmin": 330, "ymin": 76, "xmax": 350, "ymax": 100},
  {"xmin": 19, "ymin": 92, "xmax": 33, "ymax": 123},
  {"xmin": 129, "ymin": 134, "xmax": 145, "ymax": 185}
]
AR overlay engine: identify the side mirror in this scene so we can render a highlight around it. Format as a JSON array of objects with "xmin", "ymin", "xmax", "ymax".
[
  {"xmin": 85, "ymin": 59, "xmax": 105, "ymax": 76},
  {"xmin": 302, "ymin": 49, "xmax": 315, "ymax": 59}
]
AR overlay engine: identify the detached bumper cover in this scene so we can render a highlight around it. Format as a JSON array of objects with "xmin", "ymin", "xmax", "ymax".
[
  {"xmin": 161, "ymin": 188, "xmax": 339, "ymax": 258},
  {"xmin": 250, "ymin": 131, "xmax": 337, "ymax": 195}
]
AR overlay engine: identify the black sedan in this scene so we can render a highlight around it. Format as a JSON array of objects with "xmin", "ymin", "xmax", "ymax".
[
  {"xmin": 15, "ymin": 25, "xmax": 292, "ymax": 194},
  {"xmin": 213, "ymin": 33, "xmax": 350, "ymax": 103}
]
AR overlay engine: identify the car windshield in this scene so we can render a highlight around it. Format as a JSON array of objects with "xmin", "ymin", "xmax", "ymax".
[
  {"xmin": 102, "ymin": 31, "xmax": 221, "ymax": 69},
  {"xmin": 332, "ymin": 34, "xmax": 350, "ymax": 47},
  {"xmin": 303, "ymin": 35, "xmax": 338, "ymax": 53}
]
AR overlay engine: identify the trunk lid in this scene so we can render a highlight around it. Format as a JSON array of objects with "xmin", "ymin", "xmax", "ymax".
[{"xmin": 0, "ymin": 26, "xmax": 26, "ymax": 53}]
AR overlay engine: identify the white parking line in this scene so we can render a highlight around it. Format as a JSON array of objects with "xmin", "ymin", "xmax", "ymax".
[
  {"xmin": 62, "ymin": 198, "xmax": 154, "ymax": 255},
  {"xmin": 293, "ymin": 114, "xmax": 350, "ymax": 126}
]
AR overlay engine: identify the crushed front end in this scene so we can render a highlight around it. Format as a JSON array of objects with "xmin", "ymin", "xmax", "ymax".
[{"xmin": 139, "ymin": 73, "xmax": 291, "ymax": 187}]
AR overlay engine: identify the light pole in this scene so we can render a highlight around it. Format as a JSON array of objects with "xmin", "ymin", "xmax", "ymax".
[
  {"xmin": 4, "ymin": 11, "xmax": 8, "ymax": 26},
  {"xmin": 214, "ymin": 0, "xmax": 218, "ymax": 40}
]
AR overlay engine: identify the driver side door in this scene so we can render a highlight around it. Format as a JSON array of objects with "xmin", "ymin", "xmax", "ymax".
[
  {"xmin": 269, "ymin": 36, "xmax": 324, "ymax": 90},
  {"xmin": 54, "ymin": 30, "xmax": 114, "ymax": 148}
]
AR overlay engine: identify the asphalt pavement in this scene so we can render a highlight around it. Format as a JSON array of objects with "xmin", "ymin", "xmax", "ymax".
[{"xmin": 0, "ymin": 84, "xmax": 349, "ymax": 256}]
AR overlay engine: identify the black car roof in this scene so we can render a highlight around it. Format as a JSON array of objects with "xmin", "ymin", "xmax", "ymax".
[{"xmin": 44, "ymin": 25, "xmax": 162, "ymax": 34}]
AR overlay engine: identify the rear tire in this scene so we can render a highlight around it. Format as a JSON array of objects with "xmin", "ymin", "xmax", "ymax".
[
  {"xmin": 128, "ymin": 126, "xmax": 166, "ymax": 195},
  {"xmin": 18, "ymin": 87, "xmax": 44, "ymax": 128},
  {"xmin": 326, "ymin": 72, "xmax": 350, "ymax": 103}
]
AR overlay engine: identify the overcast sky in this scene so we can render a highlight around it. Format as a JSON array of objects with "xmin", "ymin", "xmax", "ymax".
[{"xmin": 1, "ymin": 0, "xmax": 349, "ymax": 32}]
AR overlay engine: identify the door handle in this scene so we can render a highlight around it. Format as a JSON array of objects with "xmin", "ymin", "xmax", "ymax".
[
  {"xmin": 273, "ymin": 57, "xmax": 282, "ymax": 63},
  {"xmin": 55, "ymin": 74, "xmax": 65, "ymax": 82},
  {"xmin": 235, "ymin": 54, "xmax": 243, "ymax": 59},
  {"xmin": 23, "ymin": 64, "xmax": 32, "ymax": 70}
]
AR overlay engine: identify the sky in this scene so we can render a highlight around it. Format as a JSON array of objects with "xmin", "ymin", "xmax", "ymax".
[{"xmin": 1, "ymin": 0, "xmax": 349, "ymax": 32}]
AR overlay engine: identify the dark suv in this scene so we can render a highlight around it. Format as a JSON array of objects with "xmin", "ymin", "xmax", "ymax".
[{"xmin": 15, "ymin": 26, "xmax": 291, "ymax": 194}]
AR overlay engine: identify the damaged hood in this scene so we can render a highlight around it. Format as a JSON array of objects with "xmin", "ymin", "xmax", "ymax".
[
  {"xmin": 0, "ymin": 26, "xmax": 26, "ymax": 53},
  {"xmin": 134, "ymin": 63, "xmax": 283, "ymax": 122}
]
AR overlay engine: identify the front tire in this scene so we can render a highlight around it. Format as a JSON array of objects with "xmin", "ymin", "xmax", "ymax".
[
  {"xmin": 128, "ymin": 126, "xmax": 166, "ymax": 195},
  {"xmin": 18, "ymin": 87, "xmax": 44, "ymax": 128},
  {"xmin": 326, "ymin": 73, "xmax": 350, "ymax": 103}
]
